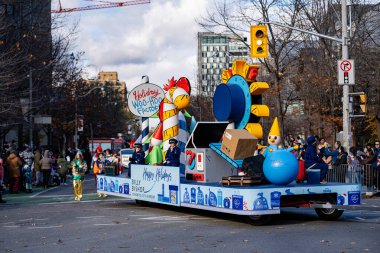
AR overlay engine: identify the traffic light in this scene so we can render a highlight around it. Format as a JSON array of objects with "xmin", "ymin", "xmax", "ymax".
[
  {"xmin": 350, "ymin": 93, "xmax": 367, "ymax": 115},
  {"xmin": 250, "ymin": 25, "xmax": 268, "ymax": 58},
  {"xmin": 359, "ymin": 94, "xmax": 367, "ymax": 113}
]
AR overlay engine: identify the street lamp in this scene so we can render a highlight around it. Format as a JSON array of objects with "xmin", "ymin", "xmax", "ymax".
[{"xmin": 74, "ymin": 86, "xmax": 105, "ymax": 149}]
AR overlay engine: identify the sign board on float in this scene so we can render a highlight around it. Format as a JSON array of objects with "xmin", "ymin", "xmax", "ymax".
[{"xmin": 127, "ymin": 83, "xmax": 165, "ymax": 117}]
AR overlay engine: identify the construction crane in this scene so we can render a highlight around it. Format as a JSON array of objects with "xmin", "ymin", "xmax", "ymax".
[{"xmin": 52, "ymin": 0, "xmax": 150, "ymax": 13}]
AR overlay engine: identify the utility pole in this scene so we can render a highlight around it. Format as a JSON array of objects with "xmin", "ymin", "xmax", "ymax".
[
  {"xmin": 341, "ymin": 0, "xmax": 351, "ymax": 150},
  {"xmin": 75, "ymin": 96, "xmax": 78, "ymax": 150},
  {"xmin": 29, "ymin": 68, "xmax": 33, "ymax": 151}
]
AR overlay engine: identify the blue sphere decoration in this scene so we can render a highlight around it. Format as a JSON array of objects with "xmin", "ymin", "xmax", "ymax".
[{"xmin": 263, "ymin": 150, "xmax": 299, "ymax": 185}]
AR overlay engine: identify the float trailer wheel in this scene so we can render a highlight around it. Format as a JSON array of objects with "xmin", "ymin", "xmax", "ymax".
[
  {"xmin": 315, "ymin": 207, "xmax": 344, "ymax": 220},
  {"xmin": 245, "ymin": 215, "xmax": 273, "ymax": 226},
  {"xmin": 314, "ymin": 196, "xmax": 344, "ymax": 220}
]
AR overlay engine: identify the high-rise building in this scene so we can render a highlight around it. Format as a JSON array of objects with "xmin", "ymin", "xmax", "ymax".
[{"xmin": 197, "ymin": 32, "xmax": 249, "ymax": 97}]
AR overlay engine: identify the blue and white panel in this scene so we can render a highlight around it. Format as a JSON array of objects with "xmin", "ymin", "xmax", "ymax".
[
  {"xmin": 97, "ymin": 175, "xmax": 132, "ymax": 197},
  {"xmin": 131, "ymin": 164, "xmax": 180, "ymax": 206},
  {"xmin": 180, "ymin": 183, "xmax": 361, "ymax": 215}
]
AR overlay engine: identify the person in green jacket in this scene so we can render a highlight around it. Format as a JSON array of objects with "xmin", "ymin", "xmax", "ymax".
[{"xmin": 71, "ymin": 152, "xmax": 87, "ymax": 201}]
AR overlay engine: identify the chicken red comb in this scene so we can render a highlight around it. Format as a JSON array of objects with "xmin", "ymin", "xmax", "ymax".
[{"xmin": 163, "ymin": 76, "xmax": 176, "ymax": 91}]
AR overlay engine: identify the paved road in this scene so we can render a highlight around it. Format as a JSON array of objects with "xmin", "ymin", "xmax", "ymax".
[{"xmin": 1, "ymin": 176, "xmax": 380, "ymax": 253}]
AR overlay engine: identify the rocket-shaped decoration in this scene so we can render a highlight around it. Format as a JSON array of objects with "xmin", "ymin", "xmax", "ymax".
[{"xmin": 151, "ymin": 123, "xmax": 163, "ymax": 147}]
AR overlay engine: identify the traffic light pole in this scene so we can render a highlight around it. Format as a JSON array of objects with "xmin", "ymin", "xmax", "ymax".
[
  {"xmin": 341, "ymin": 0, "xmax": 351, "ymax": 150},
  {"xmin": 262, "ymin": 0, "xmax": 352, "ymax": 149}
]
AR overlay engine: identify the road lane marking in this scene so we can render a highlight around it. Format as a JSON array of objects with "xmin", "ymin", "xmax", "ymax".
[
  {"xmin": 19, "ymin": 218, "xmax": 33, "ymax": 222},
  {"xmin": 93, "ymin": 223, "xmax": 129, "ymax": 226},
  {"xmin": 38, "ymin": 199, "xmax": 127, "ymax": 205},
  {"xmin": 153, "ymin": 221, "xmax": 187, "ymax": 224},
  {"xmin": 30, "ymin": 186, "xmax": 59, "ymax": 198},
  {"xmin": 28, "ymin": 225, "xmax": 63, "ymax": 229},
  {"xmin": 140, "ymin": 216, "xmax": 184, "ymax": 220},
  {"xmin": 76, "ymin": 216, "xmax": 105, "ymax": 219},
  {"xmin": 3, "ymin": 225, "xmax": 20, "ymax": 228}
]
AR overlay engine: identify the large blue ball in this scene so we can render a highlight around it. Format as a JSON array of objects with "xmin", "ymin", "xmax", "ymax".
[{"xmin": 263, "ymin": 150, "xmax": 299, "ymax": 185}]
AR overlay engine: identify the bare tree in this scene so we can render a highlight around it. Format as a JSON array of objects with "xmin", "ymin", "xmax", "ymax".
[{"xmin": 198, "ymin": 0, "xmax": 307, "ymax": 137}]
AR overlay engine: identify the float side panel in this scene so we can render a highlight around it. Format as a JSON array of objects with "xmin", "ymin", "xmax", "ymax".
[
  {"xmin": 130, "ymin": 164, "xmax": 181, "ymax": 206},
  {"xmin": 180, "ymin": 182, "xmax": 361, "ymax": 214},
  {"xmin": 97, "ymin": 175, "xmax": 132, "ymax": 198}
]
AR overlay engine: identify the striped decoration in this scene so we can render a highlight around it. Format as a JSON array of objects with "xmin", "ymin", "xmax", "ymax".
[
  {"xmin": 178, "ymin": 111, "xmax": 189, "ymax": 176},
  {"xmin": 162, "ymin": 87, "xmax": 190, "ymax": 159},
  {"xmin": 141, "ymin": 117, "xmax": 149, "ymax": 153}
]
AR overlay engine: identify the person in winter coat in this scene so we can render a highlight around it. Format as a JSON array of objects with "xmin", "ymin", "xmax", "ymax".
[
  {"xmin": 34, "ymin": 149, "xmax": 41, "ymax": 186},
  {"xmin": 93, "ymin": 153, "xmax": 104, "ymax": 186},
  {"xmin": 304, "ymin": 135, "xmax": 329, "ymax": 184},
  {"xmin": 128, "ymin": 143, "xmax": 145, "ymax": 177},
  {"xmin": 347, "ymin": 146, "xmax": 363, "ymax": 184},
  {"xmin": 7, "ymin": 151, "xmax": 22, "ymax": 193},
  {"xmin": 336, "ymin": 146, "xmax": 348, "ymax": 165},
  {"xmin": 0, "ymin": 158, "xmax": 6, "ymax": 203},
  {"xmin": 163, "ymin": 139, "xmax": 181, "ymax": 167},
  {"xmin": 71, "ymin": 152, "xmax": 87, "ymax": 201},
  {"xmin": 39, "ymin": 150, "xmax": 53, "ymax": 189}
]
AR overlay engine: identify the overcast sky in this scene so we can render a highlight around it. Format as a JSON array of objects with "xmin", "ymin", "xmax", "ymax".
[{"xmin": 53, "ymin": 0, "xmax": 211, "ymax": 91}]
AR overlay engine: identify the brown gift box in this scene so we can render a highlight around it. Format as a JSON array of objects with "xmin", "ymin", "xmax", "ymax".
[{"xmin": 221, "ymin": 129, "xmax": 258, "ymax": 160}]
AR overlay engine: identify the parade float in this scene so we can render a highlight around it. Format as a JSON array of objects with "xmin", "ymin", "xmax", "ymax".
[{"xmin": 98, "ymin": 60, "xmax": 361, "ymax": 225}]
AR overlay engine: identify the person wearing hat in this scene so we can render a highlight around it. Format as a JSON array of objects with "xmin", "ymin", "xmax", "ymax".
[
  {"xmin": 163, "ymin": 139, "xmax": 181, "ymax": 167},
  {"xmin": 128, "ymin": 143, "xmax": 145, "ymax": 177},
  {"xmin": 304, "ymin": 135, "xmax": 329, "ymax": 184}
]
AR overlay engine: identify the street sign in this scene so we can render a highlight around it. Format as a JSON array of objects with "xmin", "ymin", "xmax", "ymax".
[
  {"xmin": 34, "ymin": 115, "xmax": 52, "ymax": 124},
  {"xmin": 338, "ymin": 59, "xmax": 355, "ymax": 85}
]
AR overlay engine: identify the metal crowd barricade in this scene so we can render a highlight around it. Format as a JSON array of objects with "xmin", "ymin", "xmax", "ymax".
[{"xmin": 326, "ymin": 164, "xmax": 379, "ymax": 193}]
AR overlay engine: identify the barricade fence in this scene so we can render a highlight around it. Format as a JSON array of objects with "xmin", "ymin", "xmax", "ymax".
[{"xmin": 326, "ymin": 164, "xmax": 379, "ymax": 193}]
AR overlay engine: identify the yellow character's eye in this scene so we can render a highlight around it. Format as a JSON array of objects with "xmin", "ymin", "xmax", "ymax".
[
  {"xmin": 269, "ymin": 136, "xmax": 272, "ymax": 139},
  {"xmin": 274, "ymin": 136, "xmax": 277, "ymax": 140}
]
